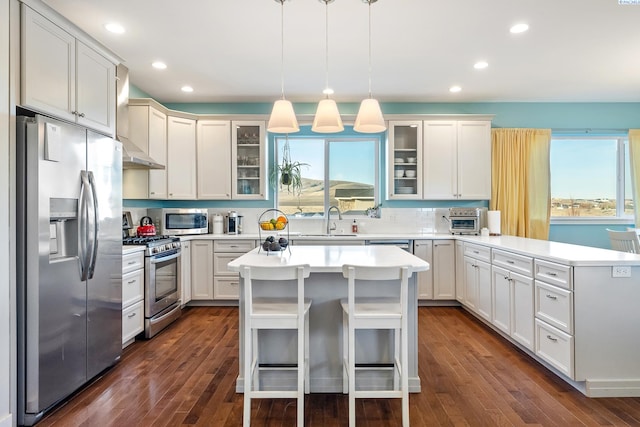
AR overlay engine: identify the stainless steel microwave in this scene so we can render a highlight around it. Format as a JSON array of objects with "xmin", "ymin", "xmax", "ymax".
[{"xmin": 148, "ymin": 208, "xmax": 209, "ymax": 235}]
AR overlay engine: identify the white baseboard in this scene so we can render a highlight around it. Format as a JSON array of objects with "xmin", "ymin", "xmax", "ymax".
[
  {"xmin": 0, "ymin": 413, "xmax": 13, "ymax": 427},
  {"xmin": 586, "ymin": 380, "xmax": 640, "ymax": 397}
]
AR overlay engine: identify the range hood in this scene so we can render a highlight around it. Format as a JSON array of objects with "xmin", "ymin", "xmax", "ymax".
[{"xmin": 116, "ymin": 63, "xmax": 165, "ymax": 170}]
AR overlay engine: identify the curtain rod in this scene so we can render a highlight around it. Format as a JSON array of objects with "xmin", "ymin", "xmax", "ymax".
[{"xmin": 551, "ymin": 128, "xmax": 629, "ymax": 133}]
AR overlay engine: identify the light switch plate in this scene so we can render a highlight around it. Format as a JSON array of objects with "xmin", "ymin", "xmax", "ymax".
[{"xmin": 612, "ymin": 266, "xmax": 631, "ymax": 278}]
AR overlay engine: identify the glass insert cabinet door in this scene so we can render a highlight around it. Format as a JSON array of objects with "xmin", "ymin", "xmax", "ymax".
[
  {"xmin": 387, "ymin": 121, "xmax": 423, "ymax": 199},
  {"xmin": 231, "ymin": 121, "xmax": 266, "ymax": 199}
]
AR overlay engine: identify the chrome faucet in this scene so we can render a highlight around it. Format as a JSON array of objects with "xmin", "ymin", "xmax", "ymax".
[{"xmin": 326, "ymin": 205, "xmax": 343, "ymax": 235}]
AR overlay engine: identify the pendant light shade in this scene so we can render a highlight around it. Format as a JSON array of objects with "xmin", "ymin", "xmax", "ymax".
[
  {"xmin": 354, "ymin": 0, "xmax": 386, "ymax": 134},
  {"xmin": 268, "ymin": 99, "xmax": 299, "ymax": 133},
  {"xmin": 312, "ymin": 0, "xmax": 343, "ymax": 133},
  {"xmin": 354, "ymin": 98, "xmax": 385, "ymax": 133},
  {"xmin": 312, "ymin": 98, "xmax": 344, "ymax": 133},
  {"xmin": 267, "ymin": 0, "xmax": 299, "ymax": 134}
]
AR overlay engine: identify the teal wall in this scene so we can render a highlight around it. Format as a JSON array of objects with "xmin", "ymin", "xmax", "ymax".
[{"xmin": 127, "ymin": 84, "xmax": 640, "ymax": 249}]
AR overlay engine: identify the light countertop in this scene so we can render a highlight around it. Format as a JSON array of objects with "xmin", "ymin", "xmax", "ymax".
[{"xmin": 227, "ymin": 245, "xmax": 430, "ymax": 274}]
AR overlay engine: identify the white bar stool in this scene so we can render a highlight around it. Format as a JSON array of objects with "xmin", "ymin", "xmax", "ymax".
[
  {"xmin": 240, "ymin": 264, "xmax": 311, "ymax": 427},
  {"xmin": 341, "ymin": 265, "xmax": 411, "ymax": 427}
]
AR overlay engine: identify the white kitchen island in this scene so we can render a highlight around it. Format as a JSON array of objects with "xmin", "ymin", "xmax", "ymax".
[{"xmin": 227, "ymin": 245, "xmax": 430, "ymax": 393}]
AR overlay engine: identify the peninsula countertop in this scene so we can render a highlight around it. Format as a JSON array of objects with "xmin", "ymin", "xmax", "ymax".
[{"xmin": 227, "ymin": 244, "xmax": 430, "ymax": 274}]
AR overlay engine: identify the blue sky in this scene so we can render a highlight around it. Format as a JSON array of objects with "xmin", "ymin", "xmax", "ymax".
[
  {"xmin": 282, "ymin": 138, "xmax": 376, "ymax": 185},
  {"xmin": 550, "ymin": 138, "xmax": 630, "ymax": 200}
]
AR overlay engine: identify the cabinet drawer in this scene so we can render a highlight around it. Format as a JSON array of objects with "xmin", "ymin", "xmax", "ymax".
[
  {"xmin": 214, "ymin": 240, "xmax": 255, "ymax": 253},
  {"xmin": 122, "ymin": 300, "xmax": 144, "ymax": 345},
  {"xmin": 464, "ymin": 243, "xmax": 491, "ymax": 262},
  {"xmin": 492, "ymin": 249, "xmax": 533, "ymax": 277},
  {"xmin": 214, "ymin": 253, "xmax": 242, "ymax": 275},
  {"xmin": 535, "ymin": 281, "xmax": 573, "ymax": 334},
  {"xmin": 122, "ymin": 269, "xmax": 144, "ymax": 308},
  {"xmin": 535, "ymin": 259, "xmax": 572, "ymax": 290},
  {"xmin": 214, "ymin": 277, "xmax": 240, "ymax": 300},
  {"xmin": 122, "ymin": 251, "xmax": 144, "ymax": 275},
  {"xmin": 535, "ymin": 319, "xmax": 574, "ymax": 379}
]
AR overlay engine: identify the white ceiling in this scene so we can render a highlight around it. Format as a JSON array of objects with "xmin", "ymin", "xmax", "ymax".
[{"xmin": 43, "ymin": 0, "xmax": 640, "ymax": 104}]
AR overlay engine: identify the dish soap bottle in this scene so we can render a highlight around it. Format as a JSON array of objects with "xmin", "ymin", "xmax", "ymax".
[{"xmin": 351, "ymin": 219, "xmax": 358, "ymax": 233}]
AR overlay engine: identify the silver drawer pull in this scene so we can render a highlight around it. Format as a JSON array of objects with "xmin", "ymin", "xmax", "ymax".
[
  {"xmin": 230, "ymin": 245, "xmax": 239, "ymax": 248},
  {"xmin": 546, "ymin": 335, "xmax": 558, "ymax": 342},
  {"xmin": 545, "ymin": 294, "xmax": 557, "ymax": 300},
  {"xmin": 127, "ymin": 280, "xmax": 136, "ymax": 284},
  {"xmin": 230, "ymin": 282, "xmax": 239, "ymax": 286},
  {"xmin": 127, "ymin": 312, "xmax": 137, "ymax": 318},
  {"xmin": 546, "ymin": 272, "xmax": 558, "ymax": 276},
  {"xmin": 127, "ymin": 261, "xmax": 136, "ymax": 265},
  {"xmin": 473, "ymin": 250, "xmax": 479, "ymax": 254},
  {"xmin": 506, "ymin": 260, "xmax": 515, "ymax": 264}
]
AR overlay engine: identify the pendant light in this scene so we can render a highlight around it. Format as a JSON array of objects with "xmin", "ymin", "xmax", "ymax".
[
  {"xmin": 312, "ymin": 0, "xmax": 344, "ymax": 133},
  {"xmin": 267, "ymin": 0, "xmax": 299, "ymax": 134},
  {"xmin": 354, "ymin": 0, "xmax": 386, "ymax": 133}
]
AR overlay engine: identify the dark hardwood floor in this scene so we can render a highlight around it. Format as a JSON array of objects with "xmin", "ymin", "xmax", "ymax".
[{"xmin": 39, "ymin": 306, "xmax": 640, "ymax": 426}]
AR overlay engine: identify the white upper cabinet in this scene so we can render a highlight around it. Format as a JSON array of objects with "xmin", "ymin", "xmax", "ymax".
[
  {"xmin": 167, "ymin": 116, "xmax": 197, "ymax": 199},
  {"xmin": 21, "ymin": 5, "xmax": 116, "ymax": 136},
  {"xmin": 231, "ymin": 121, "xmax": 266, "ymax": 200},
  {"xmin": 197, "ymin": 120, "xmax": 231, "ymax": 200},
  {"xmin": 147, "ymin": 108, "xmax": 168, "ymax": 199},
  {"xmin": 388, "ymin": 118, "xmax": 491, "ymax": 200},
  {"xmin": 387, "ymin": 121, "xmax": 422, "ymax": 199},
  {"xmin": 423, "ymin": 120, "xmax": 491, "ymax": 200}
]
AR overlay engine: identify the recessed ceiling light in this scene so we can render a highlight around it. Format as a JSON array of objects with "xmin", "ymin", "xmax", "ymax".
[
  {"xmin": 510, "ymin": 23, "xmax": 529, "ymax": 34},
  {"xmin": 104, "ymin": 22, "xmax": 125, "ymax": 34},
  {"xmin": 322, "ymin": 88, "xmax": 334, "ymax": 95},
  {"xmin": 181, "ymin": 86, "xmax": 194, "ymax": 93},
  {"xmin": 449, "ymin": 86, "xmax": 462, "ymax": 93},
  {"xmin": 152, "ymin": 61, "xmax": 167, "ymax": 70},
  {"xmin": 474, "ymin": 61, "xmax": 489, "ymax": 70}
]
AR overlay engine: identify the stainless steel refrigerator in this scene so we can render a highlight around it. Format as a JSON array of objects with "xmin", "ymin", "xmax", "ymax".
[{"xmin": 16, "ymin": 113, "xmax": 123, "ymax": 426}]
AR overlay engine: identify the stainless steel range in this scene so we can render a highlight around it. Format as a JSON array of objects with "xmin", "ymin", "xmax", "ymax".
[{"xmin": 123, "ymin": 235, "xmax": 182, "ymax": 338}]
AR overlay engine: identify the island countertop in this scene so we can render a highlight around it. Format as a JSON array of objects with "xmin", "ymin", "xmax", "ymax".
[{"xmin": 227, "ymin": 244, "xmax": 430, "ymax": 274}]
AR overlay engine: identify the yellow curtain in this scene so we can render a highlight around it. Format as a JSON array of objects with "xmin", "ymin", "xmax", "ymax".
[
  {"xmin": 630, "ymin": 130, "xmax": 640, "ymax": 228},
  {"xmin": 490, "ymin": 128, "xmax": 551, "ymax": 239}
]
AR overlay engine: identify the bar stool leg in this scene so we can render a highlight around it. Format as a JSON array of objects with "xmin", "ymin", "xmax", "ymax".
[
  {"xmin": 342, "ymin": 310, "xmax": 348, "ymax": 394},
  {"xmin": 243, "ymin": 325, "xmax": 252, "ymax": 427},
  {"xmin": 304, "ymin": 311, "xmax": 311, "ymax": 394},
  {"xmin": 348, "ymin": 321, "xmax": 356, "ymax": 427}
]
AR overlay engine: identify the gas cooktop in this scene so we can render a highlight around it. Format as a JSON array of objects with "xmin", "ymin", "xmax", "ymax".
[{"xmin": 123, "ymin": 235, "xmax": 181, "ymax": 256}]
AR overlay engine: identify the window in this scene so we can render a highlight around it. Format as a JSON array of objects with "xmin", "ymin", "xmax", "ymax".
[
  {"xmin": 274, "ymin": 136, "xmax": 379, "ymax": 216},
  {"xmin": 550, "ymin": 137, "xmax": 632, "ymax": 219}
]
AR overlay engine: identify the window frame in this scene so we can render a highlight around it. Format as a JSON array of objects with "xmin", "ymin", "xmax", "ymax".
[
  {"xmin": 274, "ymin": 135, "xmax": 380, "ymax": 218},
  {"xmin": 550, "ymin": 135, "xmax": 633, "ymax": 225}
]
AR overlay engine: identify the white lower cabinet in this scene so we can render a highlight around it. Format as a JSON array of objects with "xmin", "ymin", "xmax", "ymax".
[
  {"xmin": 491, "ymin": 266, "xmax": 535, "ymax": 349},
  {"xmin": 413, "ymin": 240, "xmax": 433, "ymax": 299},
  {"xmin": 535, "ymin": 319, "xmax": 574, "ymax": 378},
  {"xmin": 180, "ymin": 241, "xmax": 192, "ymax": 306},
  {"xmin": 122, "ymin": 250, "xmax": 145, "ymax": 348},
  {"xmin": 191, "ymin": 240, "xmax": 214, "ymax": 300},
  {"xmin": 490, "ymin": 249, "xmax": 535, "ymax": 351},
  {"xmin": 462, "ymin": 242, "xmax": 491, "ymax": 316},
  {"xmin": 213, "ymin": 240, "xmax": 255, "ymax": 300},
  {"xmin": 455, "ymin": 241, "xmax": 465, "ymax": 302}
]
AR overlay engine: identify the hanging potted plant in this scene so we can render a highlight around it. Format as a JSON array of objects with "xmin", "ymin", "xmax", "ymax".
[{"xmin": 272, "ymin": 136, "xmax": 308, "ymax": 196}]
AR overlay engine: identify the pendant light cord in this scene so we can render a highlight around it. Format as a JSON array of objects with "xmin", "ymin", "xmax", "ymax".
[
  {"xmin": 367, "ymin": 0, "xmax": 372, "ymax": 98},
  {"xmin": 324, "ymin": 0, "xmax": 330, "ymax": 98},
  {"xmin": 279, "ymin": 0, "xmax": 285, "ymax": 99}
]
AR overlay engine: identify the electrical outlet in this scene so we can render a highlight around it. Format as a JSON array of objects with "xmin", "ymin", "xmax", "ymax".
[{"xmin": 612, "ymin": 266, "xmax": 631, "ymax": 278}]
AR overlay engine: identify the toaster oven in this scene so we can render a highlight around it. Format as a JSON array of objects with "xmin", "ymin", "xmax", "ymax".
[{"xmin": 449, "ymin": 207, "xmax": 487, "ymax": 235}]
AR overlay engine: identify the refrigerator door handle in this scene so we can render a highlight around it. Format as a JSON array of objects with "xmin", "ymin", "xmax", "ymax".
[
  {"xmin": 79, "ymin": 171, "xmax": 92, "ymax": 281},
  {"xmin": 87, "ymin": 171, "xmax": 99, "ymax": 280}
]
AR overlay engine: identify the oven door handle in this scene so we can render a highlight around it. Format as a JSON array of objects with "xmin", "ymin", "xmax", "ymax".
[{"xmin": 149, "ymin": 250, "xmax": 181, "ymax": 264}]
